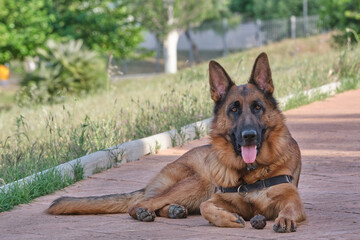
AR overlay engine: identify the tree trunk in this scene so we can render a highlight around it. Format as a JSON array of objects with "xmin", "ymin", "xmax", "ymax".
[
  {"xmin": 163, "ymin": 29, "xmax": 179, "ymax": 74},
  {"xmin": 185, "ymin": 29, "xmax": 200, "ymax": 66}
]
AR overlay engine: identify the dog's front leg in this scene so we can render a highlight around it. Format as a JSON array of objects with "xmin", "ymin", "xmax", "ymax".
[
  {"xmin": 268, "ymin": 184, "xmax": 306, "ymax": 233},
  {"xmin": 200, "ymin": 193, "xmax": 251, "ymax": 228}
]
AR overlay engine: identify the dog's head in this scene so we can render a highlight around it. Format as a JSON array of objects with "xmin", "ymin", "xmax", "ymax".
[{"xmin": 209, "ymin": 53, "xmax": 285, "ymax": 169}]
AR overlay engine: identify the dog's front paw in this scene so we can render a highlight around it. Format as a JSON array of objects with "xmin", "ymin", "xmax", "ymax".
[
  {"xmin": 233, "ymin": 213, "xmax": 246, "ymax": 227},
  {"xmin": 168, "ymin": 204, "xmax": 188, "ymax": 219},
  {"xmin": 273, "ymin": 217, "xmax": 296, "ymax": 233}
]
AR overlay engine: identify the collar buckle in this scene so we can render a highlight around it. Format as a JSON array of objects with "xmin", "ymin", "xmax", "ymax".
[{"xmin": 237, "ymin": 184, "xmax": 248, "ymax": 194}]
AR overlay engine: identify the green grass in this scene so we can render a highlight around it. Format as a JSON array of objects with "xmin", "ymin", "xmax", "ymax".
[
  {"xmin": 0, "ymin": 168, "xmax": 81, "ymax": 212},
  {"xmin": 284, "ymin": 92, "xmax": 332, "ymax": 110},
  {"xmin": 0, "ymin": 33, "xmax": 359, "ymax": 212}
]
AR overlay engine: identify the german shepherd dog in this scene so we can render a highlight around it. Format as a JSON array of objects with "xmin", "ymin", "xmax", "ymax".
[{"xmin": 47, "ymin": 53, "xmax": 306, "ymax": 233}]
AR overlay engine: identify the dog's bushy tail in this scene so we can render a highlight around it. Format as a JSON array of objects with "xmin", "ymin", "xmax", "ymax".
[{"xmin": 46, "ymin": 189, "xmax": 145, "ymax": 215}]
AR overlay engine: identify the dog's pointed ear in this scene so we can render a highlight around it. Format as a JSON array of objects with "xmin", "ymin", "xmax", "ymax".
[
  {"xmin": 209, "ymin": 60, "xmax": 235, "ymax": 102},
  {"xmin": 249, "ymin": 52, "xmax": 274, "ymax": 95}
]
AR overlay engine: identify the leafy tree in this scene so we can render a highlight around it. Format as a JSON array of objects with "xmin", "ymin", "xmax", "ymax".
[
  {"xmin": 48, "ymin": 0, "xmax": 143, "ymax": 59},
  {"xmin": 0, "ymin": 0, "xmax": 143, "ymax": 64},
  {"xmin": 229, "ymin": 0, "xmax": 321, "ymax": 20},
  {"xmin": 319, "ymin": 0, "xmax": 360, "ymax": 45},
  {"xmin": 128, "ymin": 0, "xmax": 218, "ymax": 73},
  {"xmin": 0, "ymin": 0, "xmax": 52, "ymax": 63}
]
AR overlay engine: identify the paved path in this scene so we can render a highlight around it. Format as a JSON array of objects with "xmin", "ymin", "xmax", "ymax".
[{"xmin": 1, "ymin": 89, "xmax": 360, "ymax": 240}]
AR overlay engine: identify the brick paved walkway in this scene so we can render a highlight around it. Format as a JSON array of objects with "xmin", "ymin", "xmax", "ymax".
[{"xmin": 1, "ymin": 89, "xmax": 360, "ymax": 240}]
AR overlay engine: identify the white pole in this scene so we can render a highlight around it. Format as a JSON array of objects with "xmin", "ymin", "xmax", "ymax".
[{"xmin": 291, "ymin": 16, "xmax": 296, "ymax": 39}]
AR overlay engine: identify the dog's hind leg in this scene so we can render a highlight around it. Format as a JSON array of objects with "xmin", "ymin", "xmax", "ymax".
[
  {"xmin": 156, "ymin": 204, "xmax": 188, "ymax": 218},
  {"xmin": 129, "ymin": 176, "xmax": 213, "ymax": 221}
]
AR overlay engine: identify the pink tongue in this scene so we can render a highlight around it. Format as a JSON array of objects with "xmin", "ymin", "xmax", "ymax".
[{"xmin": 241, "ymin": 145, "xmax": 257, "ymax": 163}]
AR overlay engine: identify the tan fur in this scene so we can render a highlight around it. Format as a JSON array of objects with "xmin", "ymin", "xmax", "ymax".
[
  {"xmin": 47, "ymin": 52, "xmax": 306, "ymax": 233},
  {"xmin": 47, "ymin": 190, "xmax": 145, "ymax": 215},
  {"xmin": 48, "ymin": 145, "xmax": 215, "ymax": 216}
]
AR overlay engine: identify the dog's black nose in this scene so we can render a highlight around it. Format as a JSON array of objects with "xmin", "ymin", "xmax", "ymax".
[{"xmin": 242, "ymin": 130, "xmax": 257, "ymax": 142}]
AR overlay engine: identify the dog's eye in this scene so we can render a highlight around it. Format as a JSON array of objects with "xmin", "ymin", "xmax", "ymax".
[
  {"xmin": 253, "ymin": 103, "xmax": 262, "ymax": 112},
  {"xmin": 229, "ymin": 101, "xmax": 241, "ymax": 114}
]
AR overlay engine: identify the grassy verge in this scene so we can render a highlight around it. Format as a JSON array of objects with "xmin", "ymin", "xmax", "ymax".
[
  {"xmin": 0, "ymin": 164, "xmax": 83, "ymax": 212},
  {"xmin": 283, "ymin": 47, "xmax": 360, "ymax": 109},
  {"xmin": 0, "ymin": 33, "xmax": 359, "ymax": 212}
]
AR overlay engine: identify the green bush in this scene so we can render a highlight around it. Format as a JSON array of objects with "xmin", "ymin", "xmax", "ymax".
[
  {"xmin": 319, "ymin": 0, "xmax": 360, "ymax": 45},
  {"xmin": 16, "ymin": 39, "xmax": 108, "ymax": 106}
]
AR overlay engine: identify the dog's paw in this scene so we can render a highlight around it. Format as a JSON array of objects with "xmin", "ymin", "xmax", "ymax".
[
  {"xmin": 233, "ymin": 213, "xmax": 246, "ymax": 227},
  {"xmin": 273, "ymin": 217, "xmax": 296, "ymax": 233},
  {"xmin": 168, "ymin": 204, "xmax": 188, "ymax": 219},
  {"xmin": 135, "ymin": 207, "xmax": 156, "ymax": 222}
]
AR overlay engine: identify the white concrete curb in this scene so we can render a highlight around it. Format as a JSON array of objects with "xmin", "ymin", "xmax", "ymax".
[
  {"xmin": 277, "ymin": 82, "xmax": 340, "ymax": 108},
  {"xmin": 0, "ymin": 82, "xmax": 341, "ymax": 194}
]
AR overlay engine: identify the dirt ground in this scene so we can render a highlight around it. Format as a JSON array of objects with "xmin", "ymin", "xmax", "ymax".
[{"xmin": 1, "ymin": 89, "xmax": 359, "ymax": 240}]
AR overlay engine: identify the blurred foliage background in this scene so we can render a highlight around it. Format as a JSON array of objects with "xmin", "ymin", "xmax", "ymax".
[{"xmin": 0, "ymin": 0, "xmax": 359, "ymax": 107}]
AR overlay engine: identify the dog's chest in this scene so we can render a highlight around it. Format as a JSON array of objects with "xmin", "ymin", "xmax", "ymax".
[{"xmin": 241, "ymin": 166, "xmax": 271, "ymax": 184}]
